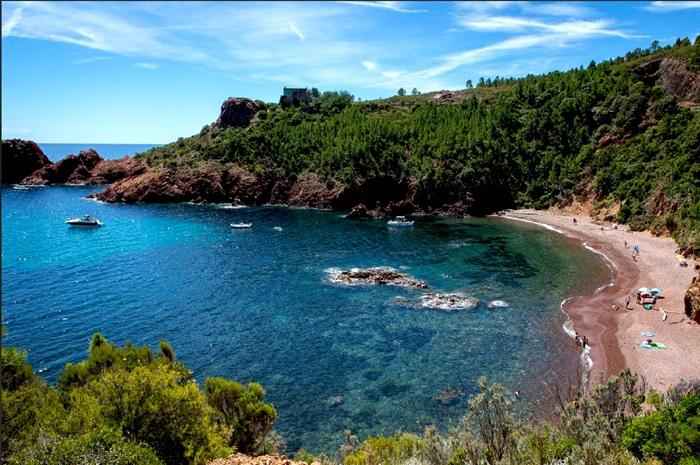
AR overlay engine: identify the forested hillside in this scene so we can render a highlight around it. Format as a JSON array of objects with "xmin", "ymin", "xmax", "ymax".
[{"xmin": 130, "ymin": 40, "xmax": 699, "ymax": 252}]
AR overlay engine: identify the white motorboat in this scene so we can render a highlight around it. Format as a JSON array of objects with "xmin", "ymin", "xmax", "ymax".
[
  {"xmin": 66, "ymin": 214, "xmax": 102, "ymax": 227},
  {"xmin": 230, "ymin": 223, "xmax": 252, "ymax": 229},
  {"xmin": 12, "ymin": 185, "xmax": 30, "ymax": 190},
  {"xmin": 387, "ymin": 216, "xmax": 414, "ymax": 227}
]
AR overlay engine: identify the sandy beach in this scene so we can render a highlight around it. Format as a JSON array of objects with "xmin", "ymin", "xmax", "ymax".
[{"xmin": 495, "ymin": 209, "xmax": 699, "ymax": 392}]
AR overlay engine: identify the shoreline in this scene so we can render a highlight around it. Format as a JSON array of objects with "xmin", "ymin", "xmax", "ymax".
[{"xmin": 494, "ymin": 209, "xmax": 699, "ymax": 391}]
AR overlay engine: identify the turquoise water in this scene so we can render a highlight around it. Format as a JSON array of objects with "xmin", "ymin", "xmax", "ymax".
[
  {"xmin": 38, "ymin": 143, "xmax": 162, "ymax": 162},
  {"xmin": 1, "ymin": 185, "xmax": 610, "ymax": 453}
]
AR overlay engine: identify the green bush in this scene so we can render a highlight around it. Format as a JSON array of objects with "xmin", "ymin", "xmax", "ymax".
[
  {"xmin": 622, "ymin": 394, "xmax": 700, "ymax": 465},
  {"xmin": 204, "ymin": 377, "xmax": 277, "ymax": 454}
]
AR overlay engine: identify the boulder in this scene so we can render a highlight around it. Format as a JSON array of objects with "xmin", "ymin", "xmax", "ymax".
[
  {"xmin": 215, "ymin": 98, "xmax": 261, "ymax": 129},
  {"xmin": 345, "ymin": 203, "xmax": 373, "ymax": 220},
  {"xmin": 684, "ymin": 279, "xmax": 700, "ymax": 324},
  {"xmin": 1, "ymin": 139, "xmax": 51, "ymax": 184}
]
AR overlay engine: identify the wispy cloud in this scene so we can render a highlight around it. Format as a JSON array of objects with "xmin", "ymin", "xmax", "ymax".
[
  {"xmin": 288, "ymin": 22, "xmax": 305, "ymax": 41},
  {"xmin": 337, "ymin": 1, "xmax": 426, "ymax": 13},
  {"xmin": 644, "ymin": 1, "xmax": 700, "ymax": 12},
  {"xmin": 134, "ymin": 62, "xmax": 159, "ymax": 70},
  {"xmin": 458, "ymin": 16, "xmax": 635, "ymax": 38},
  {"xmin": 1, "ymin": 4, "xmax": 23, "ymax": 37},
  {"xmin": 362, "ymin": 60, "xmax": 378, "ymax": 70},
  {"xmin": 72, "ymin": 56, "xmax": 113, "ymax": 65},
  {"xmin": 520, "ymin": 2, "xmax": 594, "ymax": 17}
]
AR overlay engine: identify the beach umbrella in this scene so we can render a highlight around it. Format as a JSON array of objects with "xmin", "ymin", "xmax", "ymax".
[
  {"xmin": 651, "ymin": 288, "xmax": 662, "ymax": 296},
  {"xmin": 638, "ymin": 287, "xmax": 651, "ymax": 293},
  {"xmin": 675, "ymin": 254, "xmax": 685, "ymax": 259}
]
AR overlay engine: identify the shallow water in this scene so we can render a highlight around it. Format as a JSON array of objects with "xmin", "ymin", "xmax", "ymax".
[{"xmin": 1, "ymin": 186, "xmax": 610, "ymax": 453}]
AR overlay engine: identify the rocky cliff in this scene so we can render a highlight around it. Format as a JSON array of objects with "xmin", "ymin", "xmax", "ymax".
[{"xmin": 1, "ymin": 139, "xmax": 52, "ymax": 184}]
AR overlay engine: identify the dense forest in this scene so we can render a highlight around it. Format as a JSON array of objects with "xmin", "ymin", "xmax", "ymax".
[
  {"xmin": 137, "ymin": 39, "xmax": 700, "ymax": 253},
  {"xmin": 2, "ymin": 332, "xmax": 699, "ymax": 465}
]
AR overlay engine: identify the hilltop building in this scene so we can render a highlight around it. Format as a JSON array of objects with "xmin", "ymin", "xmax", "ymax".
[{"xmin": 279, "ymin": 87, "xmax": 310, "ymax": 107}]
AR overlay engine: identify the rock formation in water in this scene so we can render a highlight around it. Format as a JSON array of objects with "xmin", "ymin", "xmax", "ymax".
[
  {"xmin": 21, "ymin": 149, "xmax": 144, "ymax": 186},
  {"xmin": 420, "ymin": 293, "xmax": 478, "ymax": 311},
  {"xmin": 1, "ymin": 139, "xmax": 52, "ymax": 184},
  {"xmin": 328, "ymin": 267, "xmax": 428, "ymax": 288},
  {"xmin": 2, "ymin": 139, "xmax": 145, "ymax": 186}
]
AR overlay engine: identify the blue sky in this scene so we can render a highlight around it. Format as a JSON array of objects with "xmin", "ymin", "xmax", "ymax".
[{"xmin": 2, "ymin": 1, "xmax": 699, "ymax": 143}]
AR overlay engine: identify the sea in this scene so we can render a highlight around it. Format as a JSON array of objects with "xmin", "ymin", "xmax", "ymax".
[
  {"xmin": 38, "ymin": 143, "xmax": 162, "ymax": 162},
  {"xmin": 1, "ymin": 155, "xmax": 611, "ymax": 453}
]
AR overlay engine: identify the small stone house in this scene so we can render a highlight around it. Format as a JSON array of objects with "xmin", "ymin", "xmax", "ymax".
[{"xmin": 279, "ymin": 87, "xmax": 310, "ymax": 107}]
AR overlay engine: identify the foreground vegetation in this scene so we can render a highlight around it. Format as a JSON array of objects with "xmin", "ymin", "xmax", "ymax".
[
  {"xmin": 3, "ymin": 333, "xmax": 699, "ymax": 465},
  {"xmin": 138, "ymin": 39, "xmax": 699, "ymax": 252},
  {"xmin": 1, "ymin": 331, "xmax": 277, "ymax": 465}
]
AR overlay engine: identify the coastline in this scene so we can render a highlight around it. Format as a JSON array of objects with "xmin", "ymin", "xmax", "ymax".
[{"xmin": 495, "ymin": 209, "xmax": 699, "ymax": 391}]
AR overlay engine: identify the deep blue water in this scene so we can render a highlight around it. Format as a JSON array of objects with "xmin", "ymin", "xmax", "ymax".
[
  {"xmin": 1, "ymin": 185, "xmax": 610, "ymax": 453},
  {"xmin": 38, "ymin": 143, "xmax": 162, "ymax": 162}
]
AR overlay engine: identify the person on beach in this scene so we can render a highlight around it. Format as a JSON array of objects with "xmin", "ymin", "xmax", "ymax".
[
  {"xmin": 625, "ymin": 295, "xmax": 631, "ymax": 309},
  {"xmin": 574, "ymin": 332, "xmax": 581, "ymax": 346},
  {"xmin": 632, "ymin": 253, "xmax": 637, "ymax": 262},
  {"xmin": 624, "ymin": 240, "xmax": 628, "ymax": 249},
  {"xmin": 573, "ymin": 218, "xmax": 577, "ymax": 225},
  {"xmin": 582, "ymin": 336, "xmax": 589, "ymax": 349},
  {"xmin": 633, "ymin": 244, "xmax": 640, "ymax": 255}
]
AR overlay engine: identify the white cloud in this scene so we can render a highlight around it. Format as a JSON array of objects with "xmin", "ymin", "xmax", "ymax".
[
  {"xmin": 72, "ymin": 56, "xmax": 112, "ymax": 64},
  {"xmin": 381, "ymin": 70, "xmax": 403, "ymax": 79},
  {"xmin": 362, "ymin": 60, "xmax": 378, "ymax": 70},
  {"xmin": 134, "ymin": 62, "xmax": 159, "ymax": 70},
  {"xmin": 644, "ymin": 1, "xmax": 700, "ymax": 12},
  {"xmin": 337, "ymin": 1, "xmax": 426, "ymax": 13},
  {"xmin": 1, "ymin": 4, "xmax": 23, "ymax": 37},
  {"xmin": 288, "ymin": 22, "xmax": 305, "ymax": 41}
]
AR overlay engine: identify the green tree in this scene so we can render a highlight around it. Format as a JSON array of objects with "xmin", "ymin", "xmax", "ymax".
[{"xmin": 397, "ymin": 87, "xmax": 406, "ymax": 96}]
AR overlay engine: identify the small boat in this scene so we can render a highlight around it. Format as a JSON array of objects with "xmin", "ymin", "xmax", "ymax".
[
  {"xmin": 387, "ymin": 216, "xmax": 414, "ymax": 227},
  {"xmin": 230, "ymin": 223, "xmax": 252, "ymax": 229},
  {"xmin": 66, "ymin": 214, "xmax": 102, "ymax": 227},
  {"xmin": 12, "ymin": 185, "xmax": 30, "ymax": 190},
  {"xmin": 273, "ymin": 226, "xmax": 283, "ymax": 231}
]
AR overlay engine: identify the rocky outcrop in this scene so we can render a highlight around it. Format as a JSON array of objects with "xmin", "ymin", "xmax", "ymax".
[
  {"xmin": 685, "ymin": 278, "xmax": 700, "ymax": 324},
  {"xmin": 215, "ymin": 98, "xmax": 261, "ymax": 129},
  {"xmin": 1, "ymin": 139, "xmax": 52, "ymax": 184},
  {"xmin": 327, "ymin": 267, "xmax": 428, "ymax": 288},
  {"xmin": 20, "ymin": 148, "xmax": 144, "ymax": 186},
  {"xmin": 658, "ymin": 58, "xmax": 700, "ymax": 104},
  {"xmin": 635, "ymin": 57, "xmax": 700, "ymax": 104}
]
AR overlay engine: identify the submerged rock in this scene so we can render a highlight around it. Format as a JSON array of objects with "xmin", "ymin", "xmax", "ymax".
[
  {"xmin": 435, "ymin": 387, "xmax": 462, "ymax": 406},
  {"xmin": 488, "ymin": 300, "xmax": 510, "ymax": 309},
  {"xmin": 328, "ymin": 267, "xmax": 428, "ymax": 288},
  {"xmin": 420, "ymin": 293, "xmax": 478, "ymax": 311}
]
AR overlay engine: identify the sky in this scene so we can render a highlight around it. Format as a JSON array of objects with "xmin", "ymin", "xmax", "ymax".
[{"xmin": 2, "ymin": 1, "xmax": 699, "ymax": 143}]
